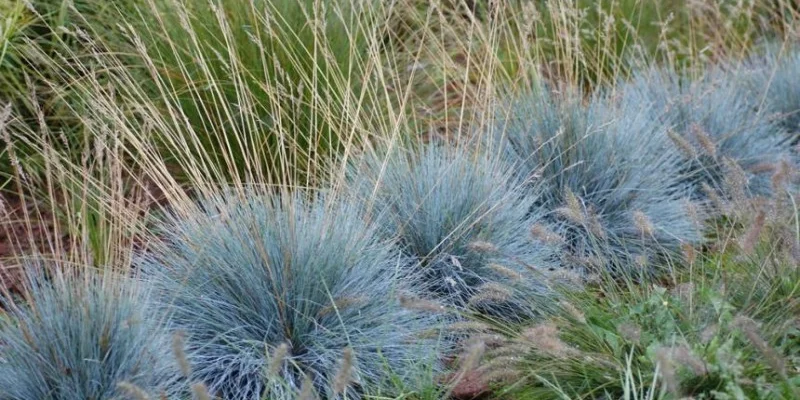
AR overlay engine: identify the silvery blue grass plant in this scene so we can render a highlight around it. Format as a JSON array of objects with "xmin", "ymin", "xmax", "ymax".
[
  {"xmin": 140, "ymin": 191, "xmax": 441, "ymax": 399},
  {"xmin": 0, "ymin": 265, "xmax": 182, "ymax": 400},
  {"xmin": 492, "ymin": 87, "xmax": 702, "ymax": 275},
  {"xmin": 741, "ymin": 46, "xmax": 800, "ymax": 140},
  {"xmin": 620, "ymin": 68, "xmax": 792, "ymax": 200},
  {"xmin": 349, "ymin": 145, "xmax": 563, "ymax": 321}
]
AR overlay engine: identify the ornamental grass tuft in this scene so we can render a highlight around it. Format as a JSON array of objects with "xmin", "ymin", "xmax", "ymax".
[
  {"xmin": 0, "ymin": 264, "xmax": 182, "ymax": 400},
  {"xmin": 349, "ymin": 145, "xmax": 562, "ymax": 321},
  {"xmin": 620, "ymin": 68, "xmax": 793, "ymax": 200},
  {"xmin": 140, "ymin": 191, "xmax": 441, "ymax": 399},
  {"xmin": 492, "ymin": 87, "xmax": 702, "ymax": 276}
]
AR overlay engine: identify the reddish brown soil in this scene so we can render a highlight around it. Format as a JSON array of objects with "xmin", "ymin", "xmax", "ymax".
[{"xmin": 0, "ymin": 192, "xmax": 72, "ymax": 295}]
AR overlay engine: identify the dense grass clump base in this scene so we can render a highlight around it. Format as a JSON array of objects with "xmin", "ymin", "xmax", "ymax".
[
  {"xmin": 140, "ymin": 191, "xmax": 441, "ymax": 399},
  {"xmin": 0, "ymin": 265, "xmax": 181, "ymax": 400}
]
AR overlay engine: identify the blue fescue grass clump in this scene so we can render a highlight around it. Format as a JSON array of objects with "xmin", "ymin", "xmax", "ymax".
[
  {"xmin": 740, "ymin": 46, "xmax": 800, "ymax": 141},
  {"xmin": 0, "ymin": 265, "xmax": 181, "ymax": 400},
  {"xmin": 349, "ymin": 145, "xmax": 562, "ymax": 321},
  {"xmin": 620, "ymin": 68, "xmax": 793, "ymax": 199},
  {"xmin": 140, "ymin": 191, "xmax": 441, "ymax": 399},
  {"xmin": 492, "ymin": 87, "xmax": 701, "ymax": 275}
]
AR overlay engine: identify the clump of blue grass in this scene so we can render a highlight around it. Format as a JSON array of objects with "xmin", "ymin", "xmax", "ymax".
[
  {"xmin": 348, "ymin": 145, "xmax": 563, "ymax": 322},
  {"xmin": 491, "ymin": 87, "xmax": 702, "ymax": 276},
  {"xmin": 740, "ymin": 45, "xmax": 800, "ymax": 141},
  {"xmin": 619, "ymin": 68, "xmax": 793, "ymax": 200},
  {"xmin": 139, "ymin": 191, "xmax": 441, "ymax": 399},
  {"xmin": 0, "ymin": 264, "xmax": 182, "ymax": 400}
]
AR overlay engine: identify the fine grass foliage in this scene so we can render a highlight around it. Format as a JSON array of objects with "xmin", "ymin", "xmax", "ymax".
[
  {"xmin": 112, "ymin": 0, "xmax": 391, "ymax": 185},
  {"xmin": 492, "ymin": 87, "xmax": 702, "ymax": 277},
  {"xmin": 348, "ymin": 144, "xmax": 562, "ymax": 322},
  {"xmin": 0, "ymin": 0, "xmax": 131, "ymax": 182},
  {"xmin": 0, "ymin": 264, "xmax": 182, "ymax": 400},
  {"xmin": 139, "ymin": 190, "xmax": 442, "ymax": 399}
]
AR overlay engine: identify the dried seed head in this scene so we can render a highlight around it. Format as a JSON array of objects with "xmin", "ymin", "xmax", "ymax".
[
  {"xmin": 749, "ymin": 162, "xmax": 777, "ymax": 174},
  {"xmin": 555, "ymin": 206, "xmax": 583, "ymax": 225},
  {"xmin": 487, "ymin": 342, "xmax": 533, "ymax": 358},
  {"xmin": 559, "ymin": 300, "xmax": 586, "ymax": 324},
  {"xmin": 267, "ymin": 342, "xmax": 290, "ymax": 377},
  {"xmin": 771, "ymin": 159, "xmax": 793, "ymax": 192},
  {"xmin": 481, "ymin": 367, "xmax": 523, "ymax": 384},
  {"xmin": 633, "ymin": 210, "xmax": 655, "ymax": 236},
  {"xmin": 332, "ymin": 347, "xmax": 355, "ymax": 396},
  {"xmin": 722, "ymin": 157, "xmax": 748, "ymax": 204},
  {"xmin": 738, "ymin": 210, "xmax": 766, "ymax": 254},
  {"xmin": 522, "ymin": 322, "xmax": 574, "ymax": 358},
  {"xmin": 190, "ymin": 383, "xmax": 212, "ymax": 400},
  {"xmin": 117, "ymin": 382, "xmax": 151, "ymax": 400},
  {"xmin": 468, "ymin": 333, "xmax": 507, "ymax": 347},
  {"xmin": 692, "ymin": 124, "xmax": 717, "ymax": 158},
  {"xmin": 488, "ymin": 263, "xmax": 522, "ymax": 281},
  {"xmin": 545, "ymin": 268, "xmax": 585, "ymax": 287},
  {"xmin": 634, "ymin": 254, "xmax": 649, "ymax": 268},
  {"xmin": 458, "ymin": 340, "xmax": 486, "ymax": 373},
  {"xmin": 467, "ymin": 240, "xmax": 499, "ymax": 254},
  {"xmin": 701, "ymin": 182, "xmax": 728, "ymax": 213},
  {"xmin": 780, "ymin": 227, "xmax": 800, "ymax": 266},
  {"xmin": 530, "ymin": 223, "xmax": 565, "ymax": 245},
  {"xmin": 398, "ymin": 293, "xmax": 447, "ymax": 313},
  {"xmin": 657, "ymin": 344, "xmax": 707, "ymax": 378},
  {"xmin": 588, "ymin": 213, "xmax": 607, "ymax": 239},
  {"xmin": 557, "ymin": 188, "xmax": 587, "ymax": 225},
  {"xmin": 668, "ymin": 129, "xmax": 697, "ymax": 158},
  {"xmin": 297, "ymin": 375, "xmax": 318, "ymax": 400},
  {"xmin": 171, "ymin": 331, "xmax": 191, "ymax": 378},
  {"xmin": 683, "ymin": 199, "xmax": 703, "ymax": 229},
  {"xmin": 681, "ymin": 243, "xmax": 696, "ymax": 265},
  {"xmin": 617, "ymin": 322, "xmax": 642, "ymax": 344},
  {"xmin": 700, "ymin": 324, "xmax": 718, "ymax": 344},
  {"xmin": 468, "ymin": 282, "xmax": 513, "ymax": 305},
  {"xmin": 0, "ymin": 103, "xmax": 10, "ymax": 126},
  {"xmin": 478, "ymin": 354, "xmax": 524, "ymax": 375},
  {"xmin": 654, "ymin": 346, "xmax": 680, "ymax": 395},
  {"xmin": 566, "ymin": 253, "xmax": 606, "ymax": 271},
  {"xmin": 733, "ymin": 315, "xmax": 787, "ymax": 376},
  {"xmin": 446, "ymin": 321, "xmax": 492, "ymax": 333},
  {"xmin": 670, "ymin": 282, "xmax": 695, "ymax": 305}
]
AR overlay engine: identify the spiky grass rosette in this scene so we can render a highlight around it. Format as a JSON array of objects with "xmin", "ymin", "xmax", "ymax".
[
  {"xmin": 493, "ymin": 88, "xmax": 702, "ymax": 275},
  {"xmin": 349, "ymin": 145, "xmax": 562, "ymax": 321},
  {"xmin": 140, "ymin": 191, "xmax": 441, "ymax": 399},
  {"xmin": 620, "ymin": 68, "xmax": 793, "ymax": 200},
  {"xmin": 0, "ymin": 265, "xmax": 181, "ymax": 400}
]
